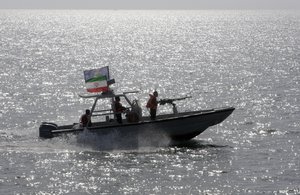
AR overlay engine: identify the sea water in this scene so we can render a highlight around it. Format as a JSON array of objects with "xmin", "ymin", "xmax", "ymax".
[{"xmin": 0, "ymin": 10, "xmax": 299, "ymax": 194}]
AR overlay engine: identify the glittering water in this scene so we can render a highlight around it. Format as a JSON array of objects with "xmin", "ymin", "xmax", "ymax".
[{"xmin": 0, "ymin": 10, "xmax": 300, "ymax": 194}]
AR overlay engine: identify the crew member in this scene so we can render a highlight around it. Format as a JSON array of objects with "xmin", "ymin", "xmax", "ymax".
[
  {"xmin": 80, "ymin": 109, "xmax": 92, "ymax": 127},
  {"xmin": 114, "ymin": 96, "xmax": 126, "ymax": 124},
  {"xmin": 146, "ymin": 91, "xmax": 158, "ymax": 120}
]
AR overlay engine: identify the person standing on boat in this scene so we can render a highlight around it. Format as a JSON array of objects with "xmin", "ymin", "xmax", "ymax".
[
  {"xmin": 146, "ymin": 91, "xmax": 158, "ymax": 120},
  {"xmin": 80, "ymin": 109, "xmax": 92, "ymax": 127},
  {"xmin": 114, "ymin": 96, "xmax": 126, "ymax": 124}
]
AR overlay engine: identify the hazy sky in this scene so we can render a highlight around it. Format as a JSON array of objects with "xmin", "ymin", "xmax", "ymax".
[{"xmin": 0, "ymin": 0, "xmax": 300, "ymax": 9}]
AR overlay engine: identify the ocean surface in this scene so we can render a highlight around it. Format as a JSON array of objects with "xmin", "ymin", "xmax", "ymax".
[{"xmin": 0, "ymin": 10, "xmax": 299, "ymax": 194}]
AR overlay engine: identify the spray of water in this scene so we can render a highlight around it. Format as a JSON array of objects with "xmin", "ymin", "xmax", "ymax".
[
  {"xmin": 74, "ymin": 127, "xmax": 172, "ymax": 152},
  {"xmin": 1, "ymin": 121, "xmax": 172, "ymax": 153}
]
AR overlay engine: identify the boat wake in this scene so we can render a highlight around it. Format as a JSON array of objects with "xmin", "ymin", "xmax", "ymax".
[
  {"xmin": 74, "ymin": 128, "xmax": 172, "ymax": 151},
  {"xmin": 1, "ymin": 126, "xmax": 230, "ymax": 154},
  {"xmin": 171, "ymin": 139, "xmax": 230, "ymax": 149}
]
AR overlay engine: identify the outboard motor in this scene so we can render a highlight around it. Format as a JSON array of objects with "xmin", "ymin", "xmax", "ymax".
[{"xmin": 39, "ymin": 122, "xmax": 58, "ymax": 139}]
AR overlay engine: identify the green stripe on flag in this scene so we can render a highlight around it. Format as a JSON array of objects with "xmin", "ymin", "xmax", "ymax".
[{"xmin": 86, "ymin": 76, "xmax": 106, "ymax": 83}]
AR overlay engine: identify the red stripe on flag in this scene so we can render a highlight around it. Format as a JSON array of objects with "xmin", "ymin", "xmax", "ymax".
[{"xmin": 87, "ymin": 87, "xmax": 109, "ymax": 93}]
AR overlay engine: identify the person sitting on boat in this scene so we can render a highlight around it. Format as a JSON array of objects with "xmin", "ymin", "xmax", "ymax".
[
  {"xmin": 146, "ymin": 90, "xmax": 158, "ymax": 120},
  {"xmin": 114, "ymin": 96, "xmax": 126, "ymax": 124},
  {"xmin": 80, "ymin": 109, "xmax": 92, "ymax": 127}
]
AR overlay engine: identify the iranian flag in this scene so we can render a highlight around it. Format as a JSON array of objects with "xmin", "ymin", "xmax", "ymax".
[{"xmin": 84, "ymin": 66, "xmax": 109, "ymax": 93}]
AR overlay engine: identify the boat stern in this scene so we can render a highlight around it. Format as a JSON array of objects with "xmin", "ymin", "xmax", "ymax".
[{"xmin": 39, "ymin": 122, "xmax": 58, "ymax": 139}]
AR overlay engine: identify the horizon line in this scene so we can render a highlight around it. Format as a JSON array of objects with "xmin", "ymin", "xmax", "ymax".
[{"xmin": 1, "ymin": 8, "xmax": 300, "ymax": 10}]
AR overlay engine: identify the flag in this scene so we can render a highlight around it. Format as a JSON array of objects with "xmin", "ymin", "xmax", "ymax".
[{"xmin": 84, "ymin": 66, "xmax": 110, "ymax": 93}]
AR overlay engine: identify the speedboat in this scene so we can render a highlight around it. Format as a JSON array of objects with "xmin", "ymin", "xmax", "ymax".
[{"xmin": 39, "ymin": 90, "xmax": 234, "ymax": 142}]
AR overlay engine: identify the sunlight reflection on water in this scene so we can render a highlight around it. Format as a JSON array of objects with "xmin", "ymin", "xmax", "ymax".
[{"xmin": 0, "ymin": 10, "xmax": 299, "ymax": 194}]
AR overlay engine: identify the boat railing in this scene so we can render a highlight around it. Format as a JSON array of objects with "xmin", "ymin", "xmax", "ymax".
[
  {"xmin": 92, "ymin": 107, "xmax": 131, "ymax": 116},
  {"xmin": 91, "ymin": 109, "xmax": 113, "ymax": 117}
]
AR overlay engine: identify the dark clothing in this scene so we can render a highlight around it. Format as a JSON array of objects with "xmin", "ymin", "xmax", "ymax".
[
  {"xmin": 80, "ymin": 114, "xmax": 91, "ymax": 127},
  {"xmin": 116, "ymin": 113, "xmax": 123, "ymax": 124},
  {"xmin": 150, "ymin": 108, "xmax": 157, "ymax": 120},
  {"xmin": 146, "ymin": 94, "xmax": 158, "ymax": 109},
  {"xmin": 115, "ymin": 102, "xmax": 125, "ymax": 112},
  {"xmin": 115, "ymin": 101, "xmax": 126, "ymax": 124},
  {"xmin": 147, "ymin": 94, "xmax": 158, "ymax": 120}
]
